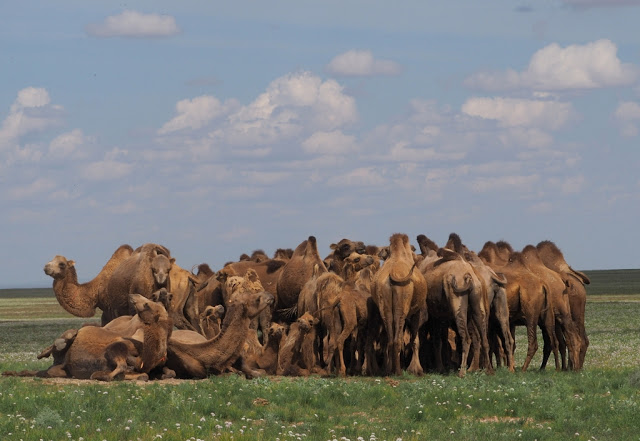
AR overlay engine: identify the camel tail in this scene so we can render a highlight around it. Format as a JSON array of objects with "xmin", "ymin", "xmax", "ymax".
[{"xmin": 389, "ymin": 262, "xmax": 416, "ymax": 286}]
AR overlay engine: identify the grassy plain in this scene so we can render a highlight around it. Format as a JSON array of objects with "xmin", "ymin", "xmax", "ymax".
[{"xmin": 1, "ymin": 270, "xmax": 639, "ymax": 441}]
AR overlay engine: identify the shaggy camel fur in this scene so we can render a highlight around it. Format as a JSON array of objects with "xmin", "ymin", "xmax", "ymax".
[
  {"xmin": 41, "ymin": 294, "xmax": 173, "ymax": 381},
  {"xmin": 276, "ymin": 312, "xmax": 319, "ymax": 376},
  {"xmin": 165, "ymin": 277, "xmax": 275, "ymax": 379},
  {"xmin": 371, "ymin": 233, "xmax": 428, "ymax": 376},
  {"xmin": 217, "ymin": 269, "xmax": 274, "ymax": 347},
  {"xmin": 479, "ymin": 242, "xmax": 553, "ymax": 372},
  {"xmin": 521, "ymin": 245, "xmax": 582, "ymax": 371},
  {"xmin": 44, "ymin": 244, "xmax": 134, "ymax": 325},
  {"xmin": 537, "ymin": 240, "xmax": 590, "ymax": 369},
  {"xmin": 276, "ymin": 236, "xmax": 327, "ymax": 315}
]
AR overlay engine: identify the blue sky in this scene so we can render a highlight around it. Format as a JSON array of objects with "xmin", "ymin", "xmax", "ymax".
[{"xmin": 1, "ymin": 0, "xmax": 639, "ymax": 288}]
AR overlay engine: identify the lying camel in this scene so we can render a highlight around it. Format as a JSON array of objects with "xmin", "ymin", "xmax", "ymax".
[
  {"xmin": 277, "ymin": 312, "xmax": 319, "ymax": 376},
  {"xmin": 244, "ymin": 322, "xmax": 287, "ymax": 375},
  {"xmin": 40, "ymin": 294, "xmax": 173, "ymax": 380},
  {"xmin": 165, "ymin": 275, "xmax": 275, "ymax": 379}
]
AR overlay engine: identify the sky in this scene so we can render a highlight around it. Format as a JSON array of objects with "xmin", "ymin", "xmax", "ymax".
[{"xmin": 1, "ymin": 0, "xmax": 639, "ymax": 288}]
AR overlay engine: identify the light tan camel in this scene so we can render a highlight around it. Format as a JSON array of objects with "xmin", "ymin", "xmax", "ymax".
[{"xmin": 371, "ymin": 233, "xmax": 428, "ymax": 376}]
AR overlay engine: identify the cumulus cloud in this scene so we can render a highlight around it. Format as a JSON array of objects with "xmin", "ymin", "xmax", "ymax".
[
  {"xmin": 302, "ymin": 130, "xmax": 358, "ymax": 155},
  {"xmin": 465, "ymin": 39, "xmax": 638, "ymax": 91},
  {"xmin": 461, "ymin": 97, "xmax": 574, "ymax": 130},
  {"xmin": 80, "ymin": 148, "xmax": 133, "ymax": 181},
  {"xmin": 614, "ymin": 101, "xmax": 640, "ymax": 137},
  {"xmin": 159, "ymin": 71, "xmax": 358, "ymax": 154},
  {"xmin": 48, "ymin": 129, "xmax": 88, "ymax": 158},
  {"xmin": 7, "ymin": 178, "xmax": 56, "ymax": 200},
  {"xmin": 85, "ymin": 10, "xmax": 180, "ymax": 38},
  {"xmin": 0, "ymin": 87, "xmax": 64, "ymax": 150},
  {"xmin": 329, "ymin": 167, "xmax": 386, "ymax": 187},
  {"xmin": 325, "ymin": 50, "xmax": 402, "ymax": 77},
  {"xmin": 159, "ymin": 96, "xmax": 238, "ymax": 134},
  {"xmin": 471, "ymin": 174, "xmax": 540, "ymax": 193}
]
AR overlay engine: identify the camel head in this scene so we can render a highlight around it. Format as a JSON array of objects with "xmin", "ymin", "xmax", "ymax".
[
  {"xmin": 297, "ymin": 311, "xmax": 318, "ymax": 332},
  {"xmin": 151, "ymin": 253, "xmax": 175, "ymax": 287},
  {"xmin": 150, "ymin": 287, "xmax": 173, "ymax": 310},
  {"xmin": 202, "ymin": 304, "xmax": 225, "ymax": 321},
  {"xmin": 267, "ymin": 322, "xmax": 286, "ymax": 340},
  {"xmin": 44, "ymin": 255, "xmax": 75, "ymax": 280},
  {"xmin": 330, "ymin": 239, "xmax": 367, "ymax": 260}
]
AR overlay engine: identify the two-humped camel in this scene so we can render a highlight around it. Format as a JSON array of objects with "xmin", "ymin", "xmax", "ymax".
[
  {"xmin": 371, "ymin": 233, "xmax": 427, "ymax": 376},
  {"xmin": 39, "ymin": 294, "xmax": 173, "ymax": 380}
]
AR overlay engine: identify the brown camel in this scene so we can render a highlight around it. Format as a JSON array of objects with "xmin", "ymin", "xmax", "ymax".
[
  {"xmin": 217, "ymin": 268, "xmax": 274, "ymax": 347},
  {"xmin": 276, "ymin": 236, "xmax": 328, "ymax": 318},
  {"xmin": 521, "ymin": 244, "xmax": 582, "ymax": 371},
  {"xmin": 463, "ymin": 250, "xmax": 514, "ymax": 372},
  {"xmin": 419, "ymin": 244, "xmax": 477, "ymax": 377},
  {"xmin": 104, "ymin": 244, "xmax": 173, "ymax": 319},
  {"xmin": 44, "ymin": 244, "xmax": 134, "ymax": 325},
  {"xmin": 479, "ymin": 242, "xmax": 553, "ymax": 372},
  {"xmin": 276, "ymin": 312, "xmax": 319, "ymax": 376},
  {"xmin": 244, "ymin": 322, "xmax": 287, "ymax": 375},
  {"xmin": 537, "ymin": 240, "xmax": 589, "ymax": 369},
  {"xmin": 165, "ymin": 277, "xmax": 275, "ymax": 379},
  {"xmin": 40, "ymin": 294, "xmax": 173, "ymax": 380},
  {"xmin": 443, "ymin": 233, "xmax": 494, "ymax": 375},
  {"xmin": 371, "ymin": 233, "xmax": 428, "ymax": 376},
  {"xmin": 324, "ymin": 239, "xmax": 367, "ymax": 275}
]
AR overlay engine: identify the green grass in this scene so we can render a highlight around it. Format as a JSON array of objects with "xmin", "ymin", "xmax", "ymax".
[{"xmin": 1, "ymin": 270, "xmax": 640, "ymax": 441}]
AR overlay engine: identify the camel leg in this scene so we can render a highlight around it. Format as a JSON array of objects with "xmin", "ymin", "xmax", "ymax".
[
  {"xmin": 406, "ymin": 313, "xmax": 424, "ymax": 376},
  {"xmin": 521, "ymin": 318, "xmax": 539, "ymax": 372},
  {"xmin": 492, "ymin": 293, "xmax": 515, "ymax": 372},
  {"xmin": 468, "ymin": 320, "xmax": 481, "ymax": 372}
]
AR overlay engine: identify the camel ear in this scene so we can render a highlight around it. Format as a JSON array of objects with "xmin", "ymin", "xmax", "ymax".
[
  {"xmin": 68, "ymin": 260, "xmax": 75, "ymax": 267},
  {"xmin": 170, "ymin": 258, "xmax": 176, "ymax": 264},
  {"xmin": 329, "ymin": 243, "xmax": 338, "ymax": 250}
]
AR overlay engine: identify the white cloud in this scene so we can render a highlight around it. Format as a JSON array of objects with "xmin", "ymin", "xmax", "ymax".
[
  {"xmin": 0, "ymin": 87, "xmax": 64, "ymax": 150},
  {"xmin": 85, "ymin": 10, "xmax": 180, "ymax": 38},
  {"xmin": 302, "ymin": 130, "xmax": 358, "ymax": 155},
  {"xmin": 48, "ymin": 129, "xmax": 87, "ymax": 158},
  {"xmin": 7, "ymin": 178, "xmax": 56, "ymax": 200},
  {"xmin": 561, "ymin": 175, "xmax": 585, "ymax": 194},
  {"xmin": 326, "ymin": 50, "xmax": 402, "ymax": 77},
  {"xmin": 471, "ymin": 174, "xmax": 540, "ymax": 193},
  {"xmin": 462, "ymin": 97, "xmax": 573, "ymax": 130},
  {"xmin": 465, "ymin": 39, "xmax": 638, "ymax": 91},
  {"xmin": 614, "ymin": 101, "xmax": 640, "ymax": 136},
  {"xmin": 329, "ymin": 167, "xmax": 386, "ymax": 187},
  {"xmin": 160, "ymin": 71, "xmax": 358, "ymax": 153},
  {"xmin": 158, "ymin": 96, "xmax": 238, "ymax": 134},
  {"xmin": 80, "ymin": 148, "xmax": 133, "ymax": 181}
]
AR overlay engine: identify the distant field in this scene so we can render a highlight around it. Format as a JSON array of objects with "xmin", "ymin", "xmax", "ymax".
[{"xmin": 583, "ymin": 268, "xmax": 640, "ymax": 295}]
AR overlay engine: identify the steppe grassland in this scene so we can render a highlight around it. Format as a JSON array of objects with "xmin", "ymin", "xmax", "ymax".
[{"xmin": 1, "ymin": 270, "xmax": 639, "ymax": 441}]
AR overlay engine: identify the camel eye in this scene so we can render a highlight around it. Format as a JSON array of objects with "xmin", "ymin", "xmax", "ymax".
[{"xmin": 58, "ymin": 262, "xmax": 66, "ymax": 269}]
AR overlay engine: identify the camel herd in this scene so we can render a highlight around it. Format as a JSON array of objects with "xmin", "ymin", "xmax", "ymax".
[{"xmin": 16, "ymin": 233, "xmax": 589, "ymax": 381}]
